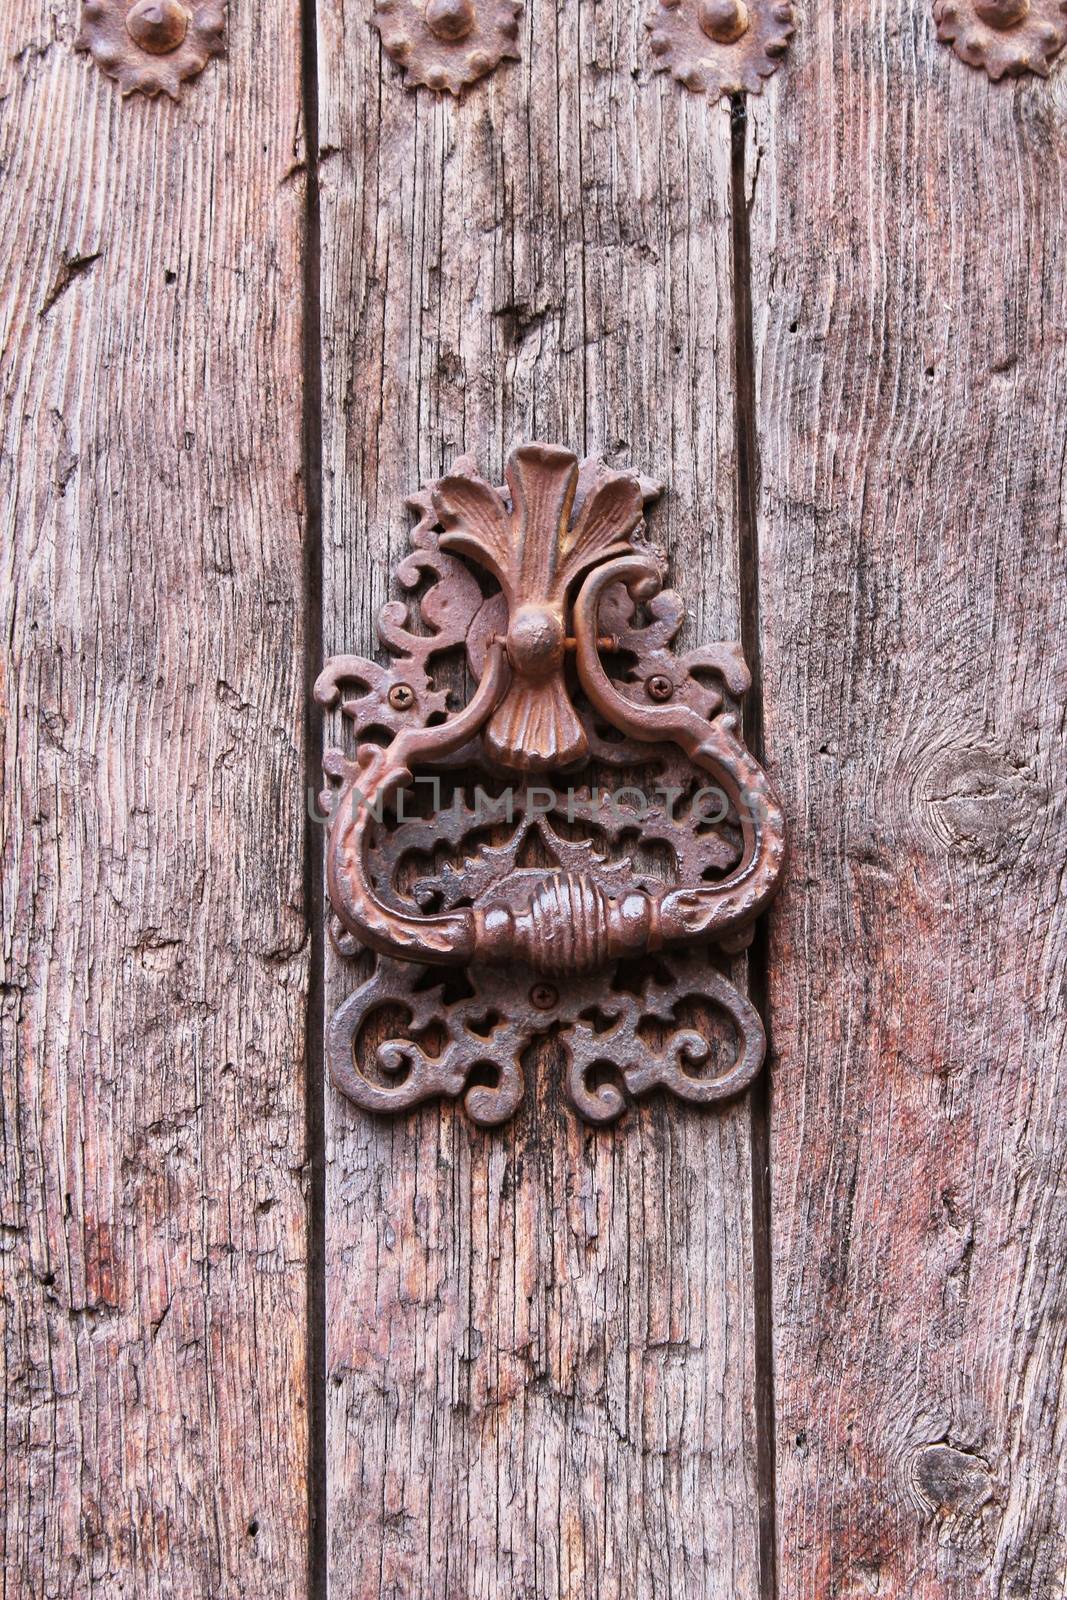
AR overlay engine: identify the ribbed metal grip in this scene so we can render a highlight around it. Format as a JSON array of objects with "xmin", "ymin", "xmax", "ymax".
[
  {"xmin": 518, "ymin": 873, "xmax": 612, "ymax": 974},
  {"xmin": 473, "ymin": 874, "xmax": 657, "ymax": 973}
]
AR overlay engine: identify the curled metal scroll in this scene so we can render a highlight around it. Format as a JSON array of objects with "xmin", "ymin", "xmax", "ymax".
[{"xmin": 317, "ymin": 443, "xmax": 787, "ymax": 1126}]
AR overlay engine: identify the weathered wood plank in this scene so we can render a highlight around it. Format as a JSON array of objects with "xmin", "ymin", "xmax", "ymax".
[
  {"xmin": 0, "ymin": 4, "xmax": 309, "ymax": 1594},
  {"xmin": 748, "ymin": 6, "xmax": 1067, "ymax": 1595},
  {"xmin": 317, "ymin": 4, "xmax": 761, "ymax": 1594}
]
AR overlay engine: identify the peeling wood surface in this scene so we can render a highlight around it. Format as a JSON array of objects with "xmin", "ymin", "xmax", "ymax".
[
  {"xmin": 0, "ymin": 3, "xmax": 309, "ymax": 1594},
  {"xmin": 315, "ymin": 3, "xmax": 764, "ymax": 1594},
  {"xmin": 748, "ymin": 5, "xmax": 1067, "ymax": 1596}
]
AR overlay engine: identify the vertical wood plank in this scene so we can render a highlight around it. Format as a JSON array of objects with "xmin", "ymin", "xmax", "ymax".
[
  {"xmin": 317, "ymin": 4, "xmax": 762, "ymax": 1594},
  {"xmin": 749, "ymin": 5, "xmax": 1067, "ymax": 1595},
  {"xmin": 0, "ymin": 3, "xmax": 309, "ymax": 1593}
]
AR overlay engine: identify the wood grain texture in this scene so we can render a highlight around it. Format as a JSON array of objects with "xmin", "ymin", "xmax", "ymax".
[
  {"xmin": 0, "ymin": 4, "xmax": 309, "ymax": 1594},
  {"xmin": 748, "ymin": 7, "xmax": 1067, "ymax": 1597},
  {"xmin": 316, "ymin": 4, "xmax": 763, "ymax": 1595}
]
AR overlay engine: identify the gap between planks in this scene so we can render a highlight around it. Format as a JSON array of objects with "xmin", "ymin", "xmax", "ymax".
[
  {"xmin": 301, "ymin": 0, "xmax": 328, "ymax": 1595},
  {"xmin": 730, "ymin": 91, "xmax": 779, "ymax": 1600}
]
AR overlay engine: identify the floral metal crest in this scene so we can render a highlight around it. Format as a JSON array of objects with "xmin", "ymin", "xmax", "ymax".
[
  {"xmin": 646, "ymin": 0, "xmax": 795, "ymax": 98},
  {"xmin": 316, "ymin": 444, "xmax": 787, "ymax": 1126},
  {"xmin": 933, "ymin": 0, "xmax": 1067, "ymax": 79},
  {"xmin": 77, "ymin": 0, "xmax": 225, "ymax": 99},
  {"xmin": 371, "ymin": 0, "xmax": 522, "ymax": 93}
]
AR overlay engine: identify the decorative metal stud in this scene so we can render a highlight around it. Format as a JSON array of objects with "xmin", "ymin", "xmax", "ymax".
[
  {"xmin": 645, "ymin": 0, "xmax": 795, "ymax": 98},
  {"xmin": 371, "ymin": 0, "xmax": 523, "ymax": 94},
  {"xmin": 933, "ymin": 0, "xmax": 1067, "ymax": 78},
  {"xmin": 316, "ymin": 444, "xmax": 788, "ymax": 1127},
  {"xmin": 76, "ymin": 0, "xmax": 225, "ymax": 99}
]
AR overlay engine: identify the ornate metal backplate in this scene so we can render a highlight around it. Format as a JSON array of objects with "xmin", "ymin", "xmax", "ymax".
[
  {"xmin": 646, "ymin": 0, "xmax": 795, "ymax": 98},
  {"xmin": 933, "ymin": 0, "xmax": 1067, "ymax": 78},
  {"xmin": 77, "ymin": 0, "xmax": 225, "ymax": 99},
  {"xmin": 317, "ymin": 444, "xmax": 787, "ymax": 1126}
]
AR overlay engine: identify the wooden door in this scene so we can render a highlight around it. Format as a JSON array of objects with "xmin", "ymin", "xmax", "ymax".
[{"xmin": 3, "ymin": 1, "xmax": 1064, "ymax": 1597}]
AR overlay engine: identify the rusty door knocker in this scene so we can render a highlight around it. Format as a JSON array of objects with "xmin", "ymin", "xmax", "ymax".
[{"xmin": 317, "ymin": 443, "xmax": 786, "ymax": 1125}]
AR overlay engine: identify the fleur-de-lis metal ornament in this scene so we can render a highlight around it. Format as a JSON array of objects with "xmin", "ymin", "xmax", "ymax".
[{"xmin": 317, "ymin": 445, "xmax": 787, "ymax": 1127}]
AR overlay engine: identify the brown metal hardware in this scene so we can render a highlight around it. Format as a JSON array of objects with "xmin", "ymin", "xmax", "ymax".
[
  {"xmin": 371, "ymin": 0, "xmax": 523, "ymax": 93},
  {"xmin": 933, "ymin": 0, "xmax": 1067, "ymax": 77},
  {"xmin": 76, "ymin": 0, "xmax": 225, "ymax": 99},
  {"xmin": 316, "ymin": 443, "xmax": 787, "ymax": 1126},
  {"xmin": 646, "ymin": 0, "xmax": 794, "ymax": 98}
]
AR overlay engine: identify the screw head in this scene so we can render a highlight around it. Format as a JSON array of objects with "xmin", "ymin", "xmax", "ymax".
[
  {"xmin": 388, "ymin": 682, "xmax": 415, "ymax": 711},
  {"xmin": 975, "ymin": 0, "xmax": 1029, "ymax": 24},
  {"xmin": 697, "ymin": 0, "xmax": 750, "ymax": 44},
  {"xmin": 425, "ymin": 0, "xmax": 475, "ymax": 39},
  {"xmin": 646, "ymin": 673, "xmax": 674, "ymax": 702},
  {"xmin": 125, "ymin": 0, "xmax": 189, "ymax": 53},
  {"xmin": 530, "ymin": 982, "xmax": 559, "ymax": 1011},
  {"xmin": 506, "ymin": 604, "xmax": 566, "ymax": 679}
]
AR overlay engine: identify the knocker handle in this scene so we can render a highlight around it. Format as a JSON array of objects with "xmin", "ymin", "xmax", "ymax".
[
  {"xmin": 325, "ymin": 643, "xmax": 508, "ymax": 965},
  {"xmin": 572, "ymin": 554, "xmax": 788, "ymax": 946},
  {"xmin": 324, "ymin": 554, "xmax": 786, "ymax": 971}
]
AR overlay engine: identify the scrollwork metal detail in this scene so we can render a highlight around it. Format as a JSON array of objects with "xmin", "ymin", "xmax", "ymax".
[{"xmin": 327, "ymin": 951, "xmax": 766, "ymax": 1128}]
